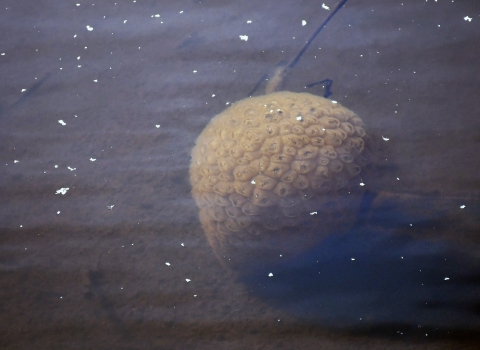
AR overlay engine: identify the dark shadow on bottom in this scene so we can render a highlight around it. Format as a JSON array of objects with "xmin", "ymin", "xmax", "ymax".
[{"xmin": 238, "ymin": 194, "xmax": 480, "ymax": 333}]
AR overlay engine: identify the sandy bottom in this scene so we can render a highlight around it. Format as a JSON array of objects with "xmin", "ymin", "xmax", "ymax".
[{"xmin": 1, "ymin": 0, "xmax": 479, "ymax": 349}]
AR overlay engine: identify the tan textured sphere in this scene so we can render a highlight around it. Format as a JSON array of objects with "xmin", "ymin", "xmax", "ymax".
[{"xmin": 190, "ymin": 92, "xmax": 370, "ymax": 264}]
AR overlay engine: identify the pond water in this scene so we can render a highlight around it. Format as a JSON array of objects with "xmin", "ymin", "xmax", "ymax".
[{"xmin": 1, "ymin": 0, "xmax": 479, "ymax": 349}]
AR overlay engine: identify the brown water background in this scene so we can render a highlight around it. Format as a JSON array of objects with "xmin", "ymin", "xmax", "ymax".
[{"xmin": 1, "ymin": 0, "xmax": 479, "ymax": 349}]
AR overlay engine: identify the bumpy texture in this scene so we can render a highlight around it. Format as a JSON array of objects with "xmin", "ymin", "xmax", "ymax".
[{"xmin": 190, "ymin": 92, "xmax": 369, "ymax": 261}]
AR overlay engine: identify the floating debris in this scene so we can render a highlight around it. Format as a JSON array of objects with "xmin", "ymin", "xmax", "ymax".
[{"xmin": 55, "ymin": 187, "xmax": 69, "ymax": 195}]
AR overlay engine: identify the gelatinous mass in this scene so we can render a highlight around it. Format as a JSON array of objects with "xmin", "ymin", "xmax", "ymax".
[{"xmin": 190, "ymin": 92, "xmax": 371, "ymax": 262}]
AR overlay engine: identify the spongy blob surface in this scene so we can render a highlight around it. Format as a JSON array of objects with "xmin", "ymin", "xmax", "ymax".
[{"xmin": 190, "ymin": 92, "xmax": 369, "ymax": 256}]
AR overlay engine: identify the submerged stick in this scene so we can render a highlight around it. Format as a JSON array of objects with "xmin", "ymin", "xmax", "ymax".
[{"xmin": 260, "ymin": 0, "xmax": 349, "ymax": 96}]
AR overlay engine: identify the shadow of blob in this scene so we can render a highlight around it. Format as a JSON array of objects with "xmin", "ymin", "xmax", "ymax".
[{"xmin": 239, "ymin": 198, "xmax": 480, "ymax": 332}]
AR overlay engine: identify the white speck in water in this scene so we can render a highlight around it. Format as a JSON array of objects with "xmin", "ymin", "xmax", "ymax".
[
  {"xmin": 58, "ymin": 120, "xmax": 66, "ymax": 126},
  {"xmin": 67, "ymin": 166, "xmax": 76, "ymax": 171},
  {"xmin": 93, "ymin": 79, "xmax": 98, "ymax": 82},
  {"xmin": 397, "ymin": 177, "xmax": 400, "ymax": 180},
  {"xmin": 444, "ymin": 277, "xmax": 450, "ymax": 280},
  {"xmin": 310, "ymin": 211, "xmax": 317, "ymax": 215},
  {"xmin": 331, "ymin": 100, "xmax": 337, "ymax": 104},
  {"xmin": 21, "ymin": 88, "xmax": 26, "ymax": 92},
  {"xmin": 14, "ymin": 160, "xmax": 19, "ymax": 163},
  {"xmin": 302, "ymin": 20, "xmax": 307, "ymax": 26},
  {"xmin": 460, "ymin": 205, "xmax": 465, "ymax": 209},
  {"xmin": 20, "ymin": 225, "xmax": 23, "ymax": 228},
  {"xmin": 251, "ymin": 179, "xmax": 256, "ymax": 185},
  {"xmin": 107, "ymin": 205, "xmax": 114, "ymax": 210},
  {"xmin": 181, "ymin": 243, "xmax": 185, "ymax": 247},
  {"xmin": 359, "ymin": 182, "xmax": 365, "ymax": 186},
  {"xmin": 54, "ymin": 165, "xmax": 58, "ymax": 168},
  {"xmin": 382, "ymin": 135, "xmax": 390, "ymax": 141},
  {"xmin": 464, "ymin": 16, "xmax": 472, "ymax": 22},
  {"xmin": 165, "ymin": 262, "xmax": 170, "ymax": 266},
  {"xmin": 322, "ymin": 3, "xmax": 330, "ymax": 10},
  {"xmin": 86, "ymin": 25, "xmax": 93, "ymax": 31},
  {"xmin": 351, "ymin": 258, "xmax": 356, "ymax": 261},
  {"xmin": 247, "ymin": 20, "xmax": 252, "ymax": 23},
  {"xmin": 156, "ymin": 125, "xmax": 160, "ymax": 128},
  {"xmin": 90, "ymin": 158, "xmax": 96, "ymax": 162},
  {"xmin": 76, "ymin": 3, "xmax": 80, "ymax": 6},
  {"xmin": 185, "ymin": 278, "xmax": 191, "ymax": 282},
  {"xmin": 193, "ymin": 70, "xmax": 197, "ymax": 73},
  {"xmin": 55, "ymin": 187, "xmax": 69, "ymax": 195},
  {"xmin": 123, "ymin": 20, "xmax": 127, "ymax": 23},
  {"xmin": 179, "ymin": 11, "xmax": 183, "ymax": 14},
  {"xmin": 212, "ymin": 94, "xmax": 215, "ymax": 97},
  {"xmin": 239, "ymin": 35, "xmax": 248, "ymax": 41},
  {"xmin": 194, "ymin": 295, "xmax": 197, "ymax": 297},
  {"xmin": 268, "ymin": 273, "xmax": 273, "ymax": 277}
]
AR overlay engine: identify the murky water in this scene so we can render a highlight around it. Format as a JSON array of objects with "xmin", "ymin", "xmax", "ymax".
[{"xmin": 1, "ymin": 0, "xmax": 479, "ymax": 349}]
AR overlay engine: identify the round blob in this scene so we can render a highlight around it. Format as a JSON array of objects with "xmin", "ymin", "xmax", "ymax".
[{"xmin": 190, "ymin": 92, "xmax": 370, "ymax": 267}]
